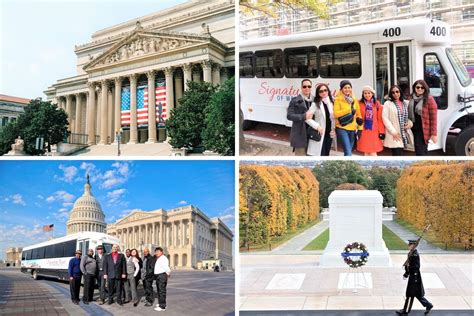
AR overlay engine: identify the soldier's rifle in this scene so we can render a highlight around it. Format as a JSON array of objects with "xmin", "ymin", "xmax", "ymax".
[{"xmin": 402, "ymin": 224, "xmax": 431, "ymax": 268}]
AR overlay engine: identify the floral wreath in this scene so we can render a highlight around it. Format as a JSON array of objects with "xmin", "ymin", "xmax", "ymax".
[{"xmin": 341, "ymin": 242, "xmax": 369, "ymax": 268}]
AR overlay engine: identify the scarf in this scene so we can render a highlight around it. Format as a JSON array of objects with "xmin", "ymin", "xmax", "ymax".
[
  {"xmin": 344, "ymin": 94, "xmax": 353, "ymax": 106},
  {"xmin": 395, "ymin": 100, "xmax": 408, "ymax": 145},
  {"xmin": 301, "ymin": 93, "xmax": 314, "ymax": 110},
  {"xmin": 363, "ymin": 99, "xmax": 374, "ymax": 130},
  {"xmin": 408, "ymin": 94, "xmax": 424, "ymax": 123}
]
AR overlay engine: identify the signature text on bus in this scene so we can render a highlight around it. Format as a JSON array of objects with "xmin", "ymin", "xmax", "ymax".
[{"xmin": 258, "ymin": 82, "xmax": 300, "ymax": 102}]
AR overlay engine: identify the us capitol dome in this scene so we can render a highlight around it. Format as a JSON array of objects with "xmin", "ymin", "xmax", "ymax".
[{"xmin": 66, "ymin": 174, "xmax": 106, "ymax": 234}]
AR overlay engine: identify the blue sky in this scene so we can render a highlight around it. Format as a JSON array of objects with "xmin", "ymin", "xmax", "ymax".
[
  {"xmin": 0, "ymin": 0, "xmax": 187, "ymax": 99},
  {"xmin": 0, "ymin": 160, "xmax": 235, "ymax": 260}
]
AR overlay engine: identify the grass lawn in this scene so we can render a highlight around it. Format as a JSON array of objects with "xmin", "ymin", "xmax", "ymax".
[
  {"xmin": 303, "ymin": 225, "xmax": 407, "ymax": 250},
  {"xmin": 240, "ymin": 219, "xmax": 320, "ymax": 252}
]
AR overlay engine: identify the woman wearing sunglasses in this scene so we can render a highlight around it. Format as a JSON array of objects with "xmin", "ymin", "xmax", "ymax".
[
  {"xmin": 408, "ymin": 80, "xmax": 438, "ymax": 156},
  {"xmin": 382, "ymin": 85, "xmax": 413, "ymax": 156}
]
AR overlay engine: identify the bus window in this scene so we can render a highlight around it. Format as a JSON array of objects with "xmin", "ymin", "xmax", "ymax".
[
  {"xmin": 21, "ymin": 251, "xmax": 25, "ymax": 261},
  {"xmin": 45, "ymin": 245, "xmax": 54, "ymax": 259},
  {"xmin": 53, "ymin": 243, "xmax": 64, "ymax": 258},
  {"xmin": 319, "ymin": 43, "xmax": 361, "ymax": 78},
  {"xmin": 64, "ymin": 239, "xmax": 77, "ymax": 257},
  {"xmin": 255, "ymin": 49, "xmax": 284, "ymax": 78},
  {"xmin": 375, "ymin": 46, "xmax": 389, "ymax": 103},
  {"xmin": 102, "ymin": 243, "xmax": 113, "ymax": 254},
  {"xmin": 26, "ymin": 250, "xmax": 31, "ymax": 260},
  {"xmin": 284, "ymin": 46, "xmax": 318, "ymax": 78},
  {"xmin": 239, "ymin": 52, "xmax": 254, "ymax": 78},
  {"xmin": 424, "ymin": 53, "xmax": 448, "ymax": 110},
  {"xmin": 396, "ymin": 46, "xmax": 411, "ymax": 99},
  {"xmin": 446, "ymin": 48, "xmax": 472, "ymax": 87}
]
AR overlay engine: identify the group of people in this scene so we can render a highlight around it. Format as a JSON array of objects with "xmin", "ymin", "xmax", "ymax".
[
  {"xmin": 287, "ymin": 79, "xmax": 438, "ymax": 156},
  {"xmin": 68, "ymin": 244, "xmax": 170, "ymax": 312}
]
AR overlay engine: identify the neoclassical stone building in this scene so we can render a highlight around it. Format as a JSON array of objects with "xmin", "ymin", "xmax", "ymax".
[
  {"xmin": 107, "ymin": 205, "xmax": 233, "ymax": 270},
  {"xmin": 45, "ymin": 0, "xmax": 234, "ymax": 145},
  {"xmin": 66, "ymin": 175, "xmax": 107, "ymax": 234}
]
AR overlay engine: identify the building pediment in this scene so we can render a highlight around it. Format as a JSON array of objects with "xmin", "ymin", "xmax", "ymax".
[
  {"xmin": 115, "ymin": 210, "xmax": 156, "ymax": 225},
  {"xmin": 83, "ymin": 29, "xmax": 223, "ymax": 72}
]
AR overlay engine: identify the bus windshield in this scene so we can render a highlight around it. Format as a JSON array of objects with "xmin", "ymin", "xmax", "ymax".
[
  {"xmin": 102, "ymin": 243, "xmax": 113, "ymax": 254},
  {"xmin": 446, "ymin": 48, "xmax": 472, "ymax": 87}
]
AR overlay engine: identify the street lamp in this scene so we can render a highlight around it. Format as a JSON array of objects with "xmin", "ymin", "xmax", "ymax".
[{"xmin": 115, "ymin": 128, "xmax": 123, "ymax": 156}]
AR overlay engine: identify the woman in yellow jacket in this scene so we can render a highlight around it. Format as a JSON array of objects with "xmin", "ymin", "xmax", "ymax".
[{"xmin": 333, "ymin": 80, "xmax": 363, "ymax": 156}]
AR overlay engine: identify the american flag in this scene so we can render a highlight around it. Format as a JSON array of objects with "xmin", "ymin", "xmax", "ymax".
[
  {"xmin": 43, "ymin": 224, "xmax": 54, "ymax": 232},
  {"xmin": 121, "ymin": 80, "xmax": 167, "ymax": 127}
]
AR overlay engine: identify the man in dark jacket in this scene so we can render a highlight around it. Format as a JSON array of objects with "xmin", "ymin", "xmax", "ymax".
[
  {"xmin": 94, "ymin": 245, "xmax": 106, "ymax": 305},
  {"xmin": 104, "ymin": 244, "xmax": 126, "ymax": 305},
  {"xmin": 397, "ymin": 240, "xmax": 433, "ymax": 315},
  {"xmin": 68, "ymin": 250, "xmax": 82, "ymax": 305},
  {"xmin": 141, "ymin": 247, "xmax": 154, "ymax": 306},
  {"xmin": 287, "ymin": 79, "xmax": 314, "ymax": 156}
]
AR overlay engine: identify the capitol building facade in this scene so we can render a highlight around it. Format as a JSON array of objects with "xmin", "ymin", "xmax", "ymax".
[{"xmin": 45, "ymin": 0, "xmax": 234, "ymax": 145}]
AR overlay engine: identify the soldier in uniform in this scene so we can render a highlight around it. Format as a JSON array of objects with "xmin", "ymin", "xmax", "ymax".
[{"xmin": 397, "ymin": 239, "xmax": 434, "ymax": 315}]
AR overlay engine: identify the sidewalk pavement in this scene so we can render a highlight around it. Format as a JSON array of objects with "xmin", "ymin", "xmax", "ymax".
[
  {"xmin": 384, "ymin": 221, "xmax": 443, "ymax": 252},
  {"xmin": 240, "ymin": 254, "xmax": 473, "ymax": 311},
  {"xmin": 272, "ymin": 221, "xmax": 329, "ymax": 253},
  {"xmin": 71, "ymin": 142, "xmax": 173, "ymax": 156}
]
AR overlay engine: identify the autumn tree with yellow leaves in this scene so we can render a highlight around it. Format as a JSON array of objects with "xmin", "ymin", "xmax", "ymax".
[
  {"xmin": 240, "ymin": 165, "xmax": 319, "ymax": 249},
  {"xmin": 396, "ymin": 161, "xmax": 473, "ymax": 250}
]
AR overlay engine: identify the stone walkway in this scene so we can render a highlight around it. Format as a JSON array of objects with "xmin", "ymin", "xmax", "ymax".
[
  {"xmin": 384, "ymin": 221, "xmax": 442, "ymax": 252},
  {"xmin": 272, "ymin": 221, "xmax": 329, "ymax": 253},
  {"xmin": 71, "ymin": 142, "xmax": 173, "ymax": 156}
]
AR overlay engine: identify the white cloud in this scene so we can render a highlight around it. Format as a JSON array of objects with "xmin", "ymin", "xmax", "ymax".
[
  {"xmin": 178, "ymin": 200, "xmax": 188, "ymax": 205},
  {"xmin": 52, "ymin": 208, "xmax": 70, "ymax": 222},
  {"xmin": 99, "ymin": 162, "xmax": 131, "ymax": 189},
  {"xmin": 8, "ymin": 194, "xmax": 26, "ymax": 206},
  {"xmin": 55, "ymin": 164, "xmax": 78, "ymax": 183},
  {"xmin": 37, "ymin": 195, "xmax": 44, "ymax": 200},
  {"xmin": 46, "ymin": 191, "xmax": 75, "ymax": 203},
  {"xmin": 62, "ymin": 202, "xmax": 74, "ymax": 207},
  {"xmin": 218, "ymin": 206, "xmax": 235, "ymax": 232},
  {"xmin": 107, "ymin": 188, "xmax": 127, "ymax": 204},
  {"xmin": 0, "ymin": 223, "xmax": 48, "ymax": 260}
]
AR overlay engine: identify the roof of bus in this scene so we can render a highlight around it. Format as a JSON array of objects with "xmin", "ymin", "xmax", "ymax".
[
  {"xmin": 240, "ymin": 18, "xmax": 449, "ymax": 48},
  {"xmin": 22, "ymin": 232, "xmax": 120, "ymax": 251}
]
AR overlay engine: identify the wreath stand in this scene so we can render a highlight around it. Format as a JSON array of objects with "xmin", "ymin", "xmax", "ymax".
[{"xmin": 339, "ymin": 265, "xmax": 372, "ymax": 295}]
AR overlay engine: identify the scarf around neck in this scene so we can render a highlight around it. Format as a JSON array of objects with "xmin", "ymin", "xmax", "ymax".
[
  {"xmin": 344, "ymin": 94, "xmax": 354, "ymax": 105},
  {"xmin": 363, "ymin": 99, "xmax": 374, "ymax": 130},
  {"xmin": 408, "ymin": 94, "xmax": 424, "ymax": 123}
]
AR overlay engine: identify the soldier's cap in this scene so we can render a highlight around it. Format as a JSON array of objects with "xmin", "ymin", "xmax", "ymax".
[
  {"xmin": 407, "ymin": 240, "xmax": 417, "ymax": 245},
  {"xmin": 96, "ymin": 245, "xmax": 104, "ymax": 250},
  {"xmin": 75, "ymin": 250, "xmax": 82, "ymax": 254}
]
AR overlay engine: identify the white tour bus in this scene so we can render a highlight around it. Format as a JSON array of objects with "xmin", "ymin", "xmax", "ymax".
[
  {"xmin": 21, "ymin": 232, "xmax": 121, "ymax": 281},
  {"xmin": 240, "ymin": 19, "xmax": 474, "ymax": 155}
]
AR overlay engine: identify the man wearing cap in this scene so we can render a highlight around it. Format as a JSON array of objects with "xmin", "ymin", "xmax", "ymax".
[
  {"xmin": 397, "ymin": 240, "xmax": 433, "ymax": 315},
  {"xmin": 68, "ymin": 250, "xmax": 82, "ymax": 305},
  {"xmin": 94, "ymin": 245, "xmax": 107, "ymax": 305},
  {"xmin": 104, "ymin": 244, "xmax": 127, "ymax": 305}
]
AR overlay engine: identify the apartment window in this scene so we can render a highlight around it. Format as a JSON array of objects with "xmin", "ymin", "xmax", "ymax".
[
  {"xmin": 319, "ymin": 43, "xmax": 361, "ymax": 78},
  {"xmin": 462, "ymin": 9, "xmax": 474, "ymax": 21}
]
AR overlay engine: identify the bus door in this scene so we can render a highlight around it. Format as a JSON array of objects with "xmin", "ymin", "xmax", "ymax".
[
  {"xmin": 78, "ymin": 239, "xmax": 89, "ymax": 255},
  {"xmin": 373, "ymin": 41, "xmax": 412, "ymax": 102}
]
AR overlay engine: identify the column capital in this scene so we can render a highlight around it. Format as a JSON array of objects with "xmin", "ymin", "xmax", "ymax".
[
  {"xmin": 146, "ymin": 70, "xmax": 156, "ymax": 79},
  {"xmin": 182, "ymin": 63, "xmax": 193, "ymax": 72},
  {"xmin": 114, "ymin": 76, "xmax": 123, "ymax": 85},
  {"xmin": 212, "ymin": 62, "xmax": 221, "ymax": 71},
  {"xmin": 87, "ymin": 81, "xmax": 96, "ymax": 89},
  {"xmin": 164, "ymin": 67, "xmax": 174, "ymax": 77},
  {"xmin": 66, "ymin": 94, "xmax": 73, "ymax": 101},
  {"xmin": 201, "ymin": 60, "xmax": 212, "ymax": 69},
  {"xmin": 129, "ymin": 73, "xmax": 138, "ymax": 84}
]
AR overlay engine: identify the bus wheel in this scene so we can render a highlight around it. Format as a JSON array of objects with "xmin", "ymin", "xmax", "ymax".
[
  {"xmin": 242, "ymin": 120, "xmax": 255, "ymax": 131},
  {"xmin": 32, "ymin": 270, "xmax": 40, "ymax": 280},
  {"xmin": 454, "ymin": 126, "xmax": 474, "ymax": 156}
]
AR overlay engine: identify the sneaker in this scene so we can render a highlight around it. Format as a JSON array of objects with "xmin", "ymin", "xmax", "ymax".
[
  {"xmin": 154, "ymin": 306, "xmax": 163, "ymax": 311},
  {"xmin": 425, "ymin": 305, "xmax": 434, "ymax": 314}
]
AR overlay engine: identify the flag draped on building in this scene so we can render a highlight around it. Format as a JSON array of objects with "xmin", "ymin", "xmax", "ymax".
[
  {"xmin": 43, "ymin": 224, "xmax": 54, "ymax": 232},
  {"xmin": 121, "ymin": 80, "xmax": 167, "ymax": 127}
]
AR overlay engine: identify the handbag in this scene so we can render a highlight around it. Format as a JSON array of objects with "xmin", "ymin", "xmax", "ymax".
[
  {"xmin": 307, "ymin": 125, "xmax": 321, "ymax": 141},
  {"xmin": 338, "ymin": 103, "xmax": 355, "ymax": 126}
]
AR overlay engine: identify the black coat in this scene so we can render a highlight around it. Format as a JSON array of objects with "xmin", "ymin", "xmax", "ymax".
[
  {"xmin": 287, "ymin": 95, "xmax": 311, "ymax": 148},
  {"xmin": 104, "ymin": 252, "xmax": 126, "ymax": 279},
  {"xmin": 404, "ymin": 249, "xmax": 425, "ymax": 297},
  {"xmin": 146, "ymin": 255, "xmax": 157, "ymax": 279}
]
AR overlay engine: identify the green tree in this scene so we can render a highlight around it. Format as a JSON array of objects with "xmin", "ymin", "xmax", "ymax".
[
  {"xmin": 202, "ymin": 78, "xmax": 235, "ymax": 155},
  {"xmin": 240, "ymin": 0, "xmax": 339, "ymax": 18},
  {"xmin": 165, "ymin": 81, "xmax": 216, "ymax": 149},
  {"xmin": 313, "ymin": 161, "xmax": 369, "ymax": 208},
  {"xmin": 0, "ymin": 99, "xmax": 69, "ymax": 155},
  {"xmin": 368, "ymin": 167, "xmax": 401, "ymax": 207}
]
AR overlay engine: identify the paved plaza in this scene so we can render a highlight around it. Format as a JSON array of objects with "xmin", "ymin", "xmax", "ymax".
[
  {"xmin": 240, "ymin": 254, "xmax": 473, "ymax": 312},
  {"xmin": 72, "ymin": 142, "xmax": 173, "ymax": 156},
  {"xmin": 0, "ymin": 268, "xmax": 235, "ymax": 316}
]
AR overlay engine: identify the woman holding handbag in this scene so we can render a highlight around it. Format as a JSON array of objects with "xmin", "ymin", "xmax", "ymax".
[
  {"xmin": 333, "ymin": 80, "xmax": 363, "ymax": 156},
  {"xmin": 306, "ymin": 83, "xmax": 335, "ymax": 156}
]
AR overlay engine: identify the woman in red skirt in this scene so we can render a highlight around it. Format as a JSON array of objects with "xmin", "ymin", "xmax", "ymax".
[{"xmin": 356, "ymin": 85, "xmax": 385, "ymax": 156}]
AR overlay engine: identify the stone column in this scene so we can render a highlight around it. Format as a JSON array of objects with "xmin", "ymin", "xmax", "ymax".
[
  {"xmin": 75, "ymin": 94, "xmax": 82, "ymax": 134},
  {"xmin": 202, "ymin": 60, "xmax": 212, "ymax": 83},
  {"xmin": 114, "ymin": 77, "xmax": 122, "ymax": 143},
  {"xmin": 183, "ymin": 64, "xmax": 192, "ymax": 91},
  {"xmin": 99, "ymin": 80, "xmax": 109, "ymax": 145},
  {"xmin": 146, "ymin": 70, "xmax": 157, "ymax": 143},
  {"xmin": 212, "ymin": 63, "xmax": 221, "ymax": 85},
  {"xmin": 96, "ymin": 86, "xmax": 102, "ymax": 139},
  {"xmin": 192, "ymin": 67, "xmax": 201, "ymax": 82},
  {"xmin": 107, "ymin": 88, "xmax": 113, "ymax": 143},
  {"xmin": 215, "ymin": 230, "xmax": 219, "ymax": 259},
  {"xmin": 174, "ymin": 72, "xmax": 183, "ymax": 107},
  {"xmin": 221, "ymin": 67, "xmax": 229, "ymax": 82},
  {"xmin": 66, "ymin": 95, "xmax": 73, "ymax": 133},
  {"xmin": 164, "ymin": 67, "xmax": 175, "ymax": 113},
  {"xmin": 129, "ymin": 74, "xmax": 138, "ymax": 144},
  {"xmin": 86, "ymin": 82, "xmax": 95, "ymax": 145}
]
